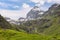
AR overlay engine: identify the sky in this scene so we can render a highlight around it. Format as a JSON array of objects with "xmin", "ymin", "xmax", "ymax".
[{"xmin": 0, "ymin": 0, "xmax": 60, "ymax": 20}]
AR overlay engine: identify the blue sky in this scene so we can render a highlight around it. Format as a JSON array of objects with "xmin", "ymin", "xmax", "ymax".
[
  {"xmin": 0, "ymin": 0, "xmax": 35, "ymax": 10},
  {"xmin": 0, "ymin": 0, "xmax": 60, "ymax": 20}
]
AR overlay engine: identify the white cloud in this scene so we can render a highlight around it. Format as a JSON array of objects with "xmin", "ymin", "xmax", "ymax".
[
  {"xmin": 46, "ymin": 0, "xmax": 60, "ymax": 4},
  {"xmin": 0, "ymin": 2, "xmax": 32, "ymax": 20},
  {"xmin": 40, "ymin": 7, "xmax": 48, "ymax": 11},
  {"xmin": 0, "ymin": 7, "xmax": 32, "ymax": 20},
  {"xmin": 47, "ymin": 0, "xmax": 53, "ymax": 3},
  {"xmin": 30, "ymin": 0, "xmax": 60, "ymax": 6},
  {"xmin": 9, "ymin": 0, "xmax": 20, "ymax": 2},
  {"xmin": 22, "ymin": 3, "xmax": 30, "ymax": 8},
  {"xmin": 30, "ymin": 0, "xmax": 46, "ymax": 6},
  {"xmin": 39, "ymin": 0, "xmax": 45, "ymax": 5},
  {"xmin": 0, "ymin": 0, "xmax": 60, "ymax": 20},
  {"xmin": 53, "ymin": 0, "xmax": 60, "ymax": 4},
  {"xmin": 30, "ymin": 0, "xmax": 60, "ymax": 11},
  {"xmin": 0, "ymin": 2, "xmax": 20, "ymax": 9},
  {"xmin": 30, "ymin": 0, "xmax": 40, "ymax": 3}
]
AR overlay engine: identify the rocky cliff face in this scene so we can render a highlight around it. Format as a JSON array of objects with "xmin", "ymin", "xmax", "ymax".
[{"xmin": 26, "ymin": 6, "xmax": 44, "ymax": 20}]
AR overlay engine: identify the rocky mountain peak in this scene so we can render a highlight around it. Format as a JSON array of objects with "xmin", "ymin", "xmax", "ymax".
[
  {"xmin": 32, "ymin": 6, "xmax": 40, "ymax": 12},
  {"xmin": 26, "ymin": 6, "xmax": 44, "ymax": 20},
  {"xmin": 49, "ymin": 3, "xmax": 60, "ymax": 10}
]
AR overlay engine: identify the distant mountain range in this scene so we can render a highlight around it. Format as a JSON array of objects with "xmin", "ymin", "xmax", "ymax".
[{"xmin": 4, "ymin": 17, "xmax": 20, "ymax": 25}]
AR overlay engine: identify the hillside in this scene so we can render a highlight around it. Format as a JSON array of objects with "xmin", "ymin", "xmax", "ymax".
[
  {"xmin": 26, "ymin": 6, "xmax": 44, "ymax": 20},
  {"xmin": 43, "ymin": 4, "xmax": 60, "ymax": 35},
  {"xmin": 0, "ymin": 15, "xmax": 50, "ymax": 40},
  {"xmin": 0, "ymin": 15, "xmax": 12, "ymax": 29},
  {"xmin": 19, "ymin": 4, "xmax": 60, "ymax": 36},
  {"xmin": 0, "ymin": 15, "xmax": 20, "ymax": 31},
  {"xmin": 0, "ymin": 29, "xmax": 53, "ymax": 40}
]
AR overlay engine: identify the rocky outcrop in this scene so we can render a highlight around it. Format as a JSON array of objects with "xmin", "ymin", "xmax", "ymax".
[{"xmin": 26, "ymin": 6, "xmax": 44, "ymax": 20}]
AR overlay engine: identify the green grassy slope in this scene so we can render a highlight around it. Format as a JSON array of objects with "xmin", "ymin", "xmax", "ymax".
[
  {"xmin": 0, "ymin": 29, "xmax": 53, "ymax": 40},
  {"xmin": 43, "ymin": 4, "xmax": 60, "ymax": 36},
  {"xmin": 44, "ymin": 16, "xmax": 60, "ymax": 35}
]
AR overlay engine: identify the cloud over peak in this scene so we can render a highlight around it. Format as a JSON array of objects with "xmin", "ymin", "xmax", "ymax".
[
  {"xmin": 22, "ymin": 3, "xmax": 31, "ymax": 8},
  {"xmin": 0, "ymin": 0, "xmax": 60, "ymax": 20},
  {"xmin": 30, "ymin": 0, "xmax": 60, "ymax": 6}
]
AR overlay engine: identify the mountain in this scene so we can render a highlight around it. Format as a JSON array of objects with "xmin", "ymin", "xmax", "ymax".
[
  {"xmin": 5, "ymin": 17, "xmax": 20, "ymax": 25},
  {"xmin": 0, "ymin": 15, "xmax": 12, "ymax": 29},
  {"xmin": 0, "ymin": 3, "xmax": 60, "ymax": 40},
  {"xmin": 42, "ymin": 4, "xmax": 60, "ymax": 35},
  {"xmin": 43, "ymin": 4, "xmax": 60, "ymax": 17},
  {"xmin": 19, "ymin": 3, "xmax": 60, "ymax": 35},
  {"xmin": 4, "ymin": 17, "xmax": 11, "ymax": 21},
  {"xmin": 0, "ymin": 15, "xmax": 52, "ymax": 40},
  {"xmin": 18, "ymin": 17, "xmax": 25, "ymax": 22},
  {"xmin": 0, "ymin": 15, "xmax": 20, "ymax": 31},
  {"xmin": 26, "ymin": 6, "xmax": 44, "ymax": 20}
]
